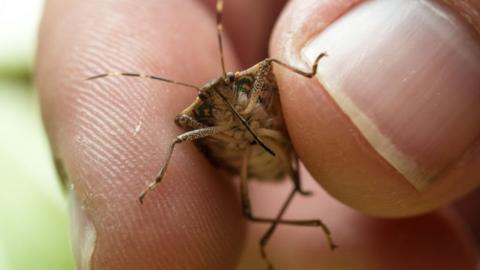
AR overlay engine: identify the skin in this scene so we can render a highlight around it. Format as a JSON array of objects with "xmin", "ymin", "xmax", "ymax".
[{"xmin": 36, "ymin": 0, "xmax": 479, "ymax": 269}]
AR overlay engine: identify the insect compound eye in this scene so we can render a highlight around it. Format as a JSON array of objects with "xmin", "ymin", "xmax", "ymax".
[{"xmin": 226, "ymin": 72, "xmax": 235, "ymax": 83}]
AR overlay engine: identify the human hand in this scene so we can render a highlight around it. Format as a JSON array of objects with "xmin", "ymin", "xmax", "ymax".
[
  {"xmin": 256, "ymin": 0, "xmax": 480, "ymax": 268},
  {"xmin": 36, "ymin": 0, "xmax": 480, "ymax": 269}
]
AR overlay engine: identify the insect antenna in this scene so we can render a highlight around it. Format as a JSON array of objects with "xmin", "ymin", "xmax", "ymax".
[
  {"xmin": 213, "ymin": 88, "xmax": 276, "ymax": 156},
  {"xmin": 216, "ymin": 0, "xmax": 227, "ymax": 80},
  {"xmin": 85, "ymin": 72, "xmax": 201, "ymax": 91}
]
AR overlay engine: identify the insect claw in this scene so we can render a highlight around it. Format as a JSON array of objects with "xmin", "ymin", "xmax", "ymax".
[
  {"xmin": 318, "ymin": 52, "xmax": 328, "ymax": 58},
  {"xmin": 298, "ymin": 189, "xmax": 313, "ymax": 196},
  {"xmin": 138, "ymin": 166, "xmax": 168, "ymax": 204},
  {"xmin": 138, "ymin": 182, "xmax": 155, "ymax": 204},
  {"xmin": 326, "ymin": 233, "xmax": 338, "ymax": 251},
  {"xmin": 138, "ymin": 191, "xmax": 147, "ymax": 204}
]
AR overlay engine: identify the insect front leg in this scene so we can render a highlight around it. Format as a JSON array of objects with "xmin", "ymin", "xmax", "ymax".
[
  {"xmin": 241, "ymin": 52, "xmax": 327, "ymax": 116},
  {"xmin": 174, "ymin": 114, "xmax": 206, "ymax": 129},
  {"xmin": 138, "ymin": 126, "xmax": 224, "ymax": 203},
  {"xmin": 268, "ymin": 52, "xmax": 327, "ymax": 78},
  {"xmin": 241, "ymin": 60, "xmax": 272, "ymax": 115}
]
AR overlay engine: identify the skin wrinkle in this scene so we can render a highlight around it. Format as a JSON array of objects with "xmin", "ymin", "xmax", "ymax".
[{"xmin": 37, "ymin": 0, "xmax": 480, "ymax": 268}]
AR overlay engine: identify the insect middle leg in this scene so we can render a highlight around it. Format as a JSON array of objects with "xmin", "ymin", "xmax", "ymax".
[
  {"xmin": 240, "ymin": 147, "xmax": 337, "ymax": 269},
  {"xmin": 138, "ymin": 126, "xmax": 224, "ymax": 203}
]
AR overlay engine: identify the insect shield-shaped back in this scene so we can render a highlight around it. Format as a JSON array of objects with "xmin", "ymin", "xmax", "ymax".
[{"xmin": 177, "ymin": 66, "xmax": 291, "ymax": 179}]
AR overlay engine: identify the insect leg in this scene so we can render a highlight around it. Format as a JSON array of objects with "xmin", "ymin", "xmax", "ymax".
[
  {"xmin": 215, "ymin": 0, "xmax": 227, "ymax": 79},
  {"xmin": 291, "ymin": 156, "xmax": 313, "ymax": 196},
  {"xmin": 85, "ymin": 72, "xmax": 201, "ymax": 91},
  {"xmin": 242, "ymin": 61, "xmax": 272, "ymax": 115},
  {"xmin": 242, "ymin": 52, "xmax": 324, "ymax": 115},
  {"xmin": 240, "ymin": 145, "xmax": 310, "ymax": 225},
  {"xmin": 174, "ymin": 114, "xmax": 206, "ymax": 129},
  {"xmin": 240, "ymin": 149, "xmax": 337, "ymax": 269},
  {"xmin": 267, "ymin": 52, "xmax": 327, "ymax": 78},
  {"xmin": 240, "ymin": 52, "xmax": 326, "ymax": 124},
  {"xmin": 259, "ymin": 186, "xmax": 295, "ymax": 270},
  {"xmin": 258, "ymin": 186, "xmax": 336, "ymax": 270},
  {"xmin": 138, "ymin": 126, "xmax": 224, "ymax": 203}
]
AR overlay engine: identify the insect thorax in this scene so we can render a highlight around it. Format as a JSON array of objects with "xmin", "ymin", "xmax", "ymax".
[{"xmin": 177, "ymin": 63, "xmax": 293, "ymax": 180}]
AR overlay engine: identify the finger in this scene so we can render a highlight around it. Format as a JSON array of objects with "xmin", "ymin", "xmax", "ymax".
[
  {"xmin": 37, "ymin": 0, "xmax": 244, "ymax": 269},
  {"xmin": 270, "ymin": 0, "xmax": 480, "ymax": 217},
  {"xmin": 454, "ymin": 187, "xmax": 480, "ymax": 247},
  {"xmin": 238, "ymin": 170, "xmax": 478, "ymax": 269}
]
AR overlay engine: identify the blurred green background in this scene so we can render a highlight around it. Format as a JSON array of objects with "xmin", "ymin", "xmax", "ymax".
[{"xmin": 0, "ymin": 0, "xmax": 75, "ymax": 269}]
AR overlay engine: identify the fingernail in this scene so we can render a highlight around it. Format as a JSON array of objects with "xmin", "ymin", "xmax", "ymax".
[
  {"xmin": 69, "ymin": 189, "xmax": 96, "ymax": 270},
  {"xmin": 302, "ymin": 0, "xmax": 480, "ymax": 190}
]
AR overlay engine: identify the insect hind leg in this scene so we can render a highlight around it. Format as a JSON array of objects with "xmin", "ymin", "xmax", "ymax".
[
  {"xmin": 239, "ymin": 148, "xmax": 337, "ymax": 270},
  {"xmin": 291, "ymin": 156, "xmax": 313, "ymax": 196},
  {"xmin": 257, "ymin": 186, "xmax": 337, "ymax": 270}
]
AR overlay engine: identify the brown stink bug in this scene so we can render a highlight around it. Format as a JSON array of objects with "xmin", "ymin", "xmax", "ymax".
[{"xmin": 86, "ymin": 0, "xmax": 336, "ymax": 269}]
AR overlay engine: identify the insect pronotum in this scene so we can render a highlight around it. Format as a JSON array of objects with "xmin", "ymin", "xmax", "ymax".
[{"xmin": 86, "ymin": 1, "xmax": 336, "ymax": 269}]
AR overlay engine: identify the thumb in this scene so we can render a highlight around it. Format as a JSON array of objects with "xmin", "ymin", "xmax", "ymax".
[{"xmin": 271, "ymin": 0, "xmax": 480, "ymax": 217}]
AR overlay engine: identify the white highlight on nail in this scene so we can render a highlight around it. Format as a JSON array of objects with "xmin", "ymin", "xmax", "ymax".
[{"xmin": 302, "ymin": 0, "xmax": 480, "ymax": 190}]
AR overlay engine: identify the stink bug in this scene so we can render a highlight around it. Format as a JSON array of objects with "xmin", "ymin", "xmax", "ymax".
[{"xmin": 86, "ymin": 0, "xmax": 336, "ymax": 269}]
